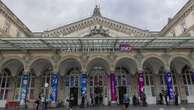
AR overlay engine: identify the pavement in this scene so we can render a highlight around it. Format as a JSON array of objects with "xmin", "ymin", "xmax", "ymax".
[{"xmin": 2, "ymin": 104, "xmax": 194, "ymax": 110}]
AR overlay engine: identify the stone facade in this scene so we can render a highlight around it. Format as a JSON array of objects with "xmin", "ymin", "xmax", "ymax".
[{"xmin": 0, "ymin": 0, "xmax": 194, "ymax": 108}]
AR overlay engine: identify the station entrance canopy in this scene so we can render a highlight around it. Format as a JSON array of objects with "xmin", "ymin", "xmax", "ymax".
[{"xmin": 0, "ymin": 37, "xmax": 194, "ymax": 52}]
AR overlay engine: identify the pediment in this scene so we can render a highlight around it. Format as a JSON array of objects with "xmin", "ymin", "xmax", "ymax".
[{"xmin": 41, "ymin": 16, "xmax": 152, "ymax": 37}]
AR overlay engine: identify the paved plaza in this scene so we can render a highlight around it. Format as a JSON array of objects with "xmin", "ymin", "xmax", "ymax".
[{"xmin": 50, "ymin": 105, "xmax": 194, "ymax": 110}]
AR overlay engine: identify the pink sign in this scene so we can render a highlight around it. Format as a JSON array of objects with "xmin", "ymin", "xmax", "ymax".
[
  {"xmin": 119, "ymin": 43, "xmax": 133, "ymax": 52},
  {"xmin": 110, "ymin": 73, "xmax": 117, "ymax": 102},
  {"xmin": 138, "ymin": 73, "xmax": 144, "ymax": 93}
]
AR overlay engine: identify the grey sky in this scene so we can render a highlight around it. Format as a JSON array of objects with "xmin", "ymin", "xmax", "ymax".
[{"xmin": 2, "ymin": 0, "xmax": 188, "ymax": 32}]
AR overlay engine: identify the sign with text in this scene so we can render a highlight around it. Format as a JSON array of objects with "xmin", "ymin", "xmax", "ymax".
[{"xmin": 119, "ymin": 43, "xmax": 133, "ymax": 52}]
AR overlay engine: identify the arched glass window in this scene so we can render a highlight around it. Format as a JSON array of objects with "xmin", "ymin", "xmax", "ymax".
[
  {"xmin": 115, "ymin": 67, "xmax": 129, "ymax": 87},
  {"xmin": 64, "ymin": 68, "xmax": 80, "ymax": 88},
  {"xmin": 41, "ymin": 69, "xmax": 52, "ymax": 92},
  {"xmin": 89, "ymin": 66, "xmax": 107, "ymax": 97},
  {"xmin": 181, "ymin": 65, "xmax": 194, "ymax": 96},
  {"xmin": 144, "ymin": 67, "xmax": 155, "ymax": 96},
  {"xmin": 0, "ymin": 69, "xmax": 11, "ymax": 100},
  {"xmin": 15, "ymin": 70, "xmax": 36, "ymax": 100}
]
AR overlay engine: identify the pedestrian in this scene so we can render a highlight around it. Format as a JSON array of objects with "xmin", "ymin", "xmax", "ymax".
[
  {"xmin": 132, "ymin": 95, "xmax": 137, "ymax": 106},
  {"xmin": 142, "ymin": 92, "xmax": 147, "ymax": 106},
  {"xmin": 164, "ymin": 90, "xmax": 169, "ymax": 105},
  {"xmin": 69, "ymin": 94, "xmax": 74, "ymax": 110},
  {"xmin": 123, "ymin": 93, "xmax": 129, "ymax": 110},
  {"xmin": 174, "ymin": 92, "xmax": 179, "ymax": 105},
  {"xmin": 81, "ymin": 95, "xmax": 85, "ymax": 108},
  {"xmin": 35, "ymin": 95, "xmax": 41, "ymax": 110},
  {"xmin": 159, "ymin": 92, "xmax": 163, "ymax": 105}
]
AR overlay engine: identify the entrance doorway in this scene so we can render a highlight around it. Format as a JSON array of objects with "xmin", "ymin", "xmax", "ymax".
[
  {"xmin": 70, "ymin": 87, "xmax": 78, "ymax": 106},
  {"xmin": 94, "ymin": 87, "xmax": 103, "ymax": 105},
  {"xmin": 118, "ymin": 86, "xmax": 127, "ymax": 104}
]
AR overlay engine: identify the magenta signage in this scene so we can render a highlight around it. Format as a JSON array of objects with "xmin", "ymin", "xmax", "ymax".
[
  {"xmin": 138, "ymin": 73, "xmax": 145, "ymax": 93},
  {"xmin": 119, "ymin": 43, "xmax": 133, "ymax": 52},
  {"xmin": 110, "ymin": 73, "xmax": 117, "ymax": 102}
]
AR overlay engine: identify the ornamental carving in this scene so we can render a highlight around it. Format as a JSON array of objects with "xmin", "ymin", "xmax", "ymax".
[{"xmin": 84, "ymin": 25, "xmax": 110, "ymax": 37}]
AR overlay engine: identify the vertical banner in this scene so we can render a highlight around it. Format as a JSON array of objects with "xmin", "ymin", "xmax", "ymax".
[
  {"xmin": 110, "ymin": 73, "xmax": 117, "ymax": 102},
  {"xmin": 50, "ymin": 74, "xmax": 59, "ymax": 103},
  {"xmin": 165, "ymin": 72, "xmax": 174, "ymax": 100},
  {"xmin": 20, "ymin": 74, "xmax": 29, "ymax": 105},
  {"xmin": 80, "ymin": 74, "xmax": 87, "ymax": 96},
  {"xmin": 192, "ymin": 72, "xmax": 194, "ymax": 82},
  {"xmin": 138, "ymin": 73, "xmax": 144, "ymax": 93}
]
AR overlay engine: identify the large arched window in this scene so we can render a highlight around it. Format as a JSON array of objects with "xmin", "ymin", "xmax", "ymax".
[
  {"xmin": 0, "ymin": 69, "xmax": 11, "ymax": 100},
  {"xmin": 65, "ymin": 68, "xmax": 80, "ymax": 88},
  {"xmin": 15, "ymin": 70, "xmax": 36, "ymax": 100},
  {"xmin": 144, "ymin": 67, "xmax": 155, "ymax": 97},
  {"xmin": 181, "ymin": 65, "xmax": 194, "ymax": 96},
  {"xmin": 41, "ymin": 69, "xmax": 52, "ymax": 92}
]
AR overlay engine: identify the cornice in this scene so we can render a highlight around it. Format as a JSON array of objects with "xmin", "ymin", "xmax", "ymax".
[
  {"xmin": 0, "ymin": 1, "xmax": 32, "ymax": 36},
  {"xmin": 160, "ymin": 0, "xmax": 194, "ymax": 36},
  {"xmin": 42, "ymin": 16, "xmax": 152, "ymax": 37}
]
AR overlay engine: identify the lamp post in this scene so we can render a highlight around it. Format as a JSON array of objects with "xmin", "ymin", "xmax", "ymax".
[{"xmin": 44, "ymin": 83, "xmax": 49, "ymax": 110}]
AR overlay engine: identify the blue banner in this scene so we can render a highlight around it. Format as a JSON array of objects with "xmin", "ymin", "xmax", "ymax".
[
  {"xmin": 192, "ymin": 72, "xmax": 194, "ymax": 82},
  {"xmin": 80, "ymin": 74, "xmax": 87, "ymax": 96},
  {"xmin": 50, "ymin": 74, "xmax": 59, "ymax": 103},
  {"xmin": 20, "ymin": 74, "xmax": 29, "ymax": 104},
  {"xmin": 165, "ymin": 72, "xmax": 174, "ymax": 100}
]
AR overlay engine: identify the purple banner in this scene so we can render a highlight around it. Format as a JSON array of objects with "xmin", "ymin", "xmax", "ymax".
[
  {"xmin": 192, "ymin": 72, "xmax": 194, "ymax": 81},
  {"xmin": 119, "ymin": 43, "xmax": 133, "ymax": 52},
  {"xmin": 110, "ymin": 73, "xmax": 117, "ymax": 102},
  {"xmin": 165, "ymin": 72, "xmax": 174, "ymax": 100},
  {"xmin": 138, "ymin": 73, "xmax": 144, "ymax": 93}
]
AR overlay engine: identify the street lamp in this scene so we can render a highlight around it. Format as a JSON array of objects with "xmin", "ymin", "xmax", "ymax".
[{"xmin": 44, "ymin": 83, "xmax": 49, "ymax": 110}]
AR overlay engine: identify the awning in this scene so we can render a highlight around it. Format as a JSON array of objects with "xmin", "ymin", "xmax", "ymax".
[{"xmin": 0, "ymin": 37, "xmax": 194, "ymax": 52}]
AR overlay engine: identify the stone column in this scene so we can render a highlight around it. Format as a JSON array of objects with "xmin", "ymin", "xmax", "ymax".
[
  {"xmin": 9, "ymin": 75, "xmax": 16, "ymax": 100},
  {"xmin": 34, "ymin": 74, "xmax": 41, "ymax": 99},
  {"xmin": 131, "ymin": 72, "xmax": 138, "ymax": 96},
  {"xmin": 153, "ymin": 72, "xmax": 160, "ymax": 101},
  {"xmin": 58, "ymin": 74, "xmax": 64, "ymax": 102}
]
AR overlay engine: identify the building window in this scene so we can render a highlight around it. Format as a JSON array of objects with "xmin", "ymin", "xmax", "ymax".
[
  {"xmin": 181, "ymin": 21, "xmax": 187, "ymax": 33},
  {"xmin": 16, "ymin": 30, "xmax": 21, "ymax": 37},
  {"xmin": 144, "ymin": 67, "xmax": 155, "ymax": 96},
  {"xmin": 0, "ymin": 69, "xmax": 11, "ymax": 100},
  {"xmin": 15, "ymin": 71, "xmax": 36, "ymax": 100},
  {"xmin": 171, "ymin": 30, "xmax": 176, "ymax": 37},
  {"xmin": 181, "ymin": 65, "xmax": 194, "ymax": 96},
  {"xmin": 2, "ymin": 20, "xmax": 11, "ymax": 33},
  {"xmin": 65, "ymin": 68, "xmax": 80, "ymax": 88}
]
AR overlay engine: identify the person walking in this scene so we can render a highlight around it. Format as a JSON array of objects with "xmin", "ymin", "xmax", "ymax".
[
  {"xmin": 174, "ymin": 92, "xmax": 179, "ymax": 106},
  {"xmin": 81, "ymin": 95, "xmax": 85, "ymax": 108},
  {"xmin": 123, "ymin": 93, "xmax": 130, "ymax": 110},
  {"xmin": 35, "ymin": 95, "xmax": 41, "ymax": 110},
  {"xmin": 159, "ymin": 92, "xmax": 164, "ymax": 105},
  {"xmin": 164, "ymin": 90, "xmax": 169, "ymax": 105},
  {"xmin": 68, "ymin": 94, "xmax": 74, "ymax": 110}
]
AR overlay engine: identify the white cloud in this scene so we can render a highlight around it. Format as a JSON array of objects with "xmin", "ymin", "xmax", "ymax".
[{"xmin": 2, "ymin": 0, "xmax": 188, "ymax": 32}]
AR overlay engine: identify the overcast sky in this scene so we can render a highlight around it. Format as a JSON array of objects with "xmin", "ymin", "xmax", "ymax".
[{"xmin": 2, "ymin": 0, "xmax": 188, "ymax": 32}]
